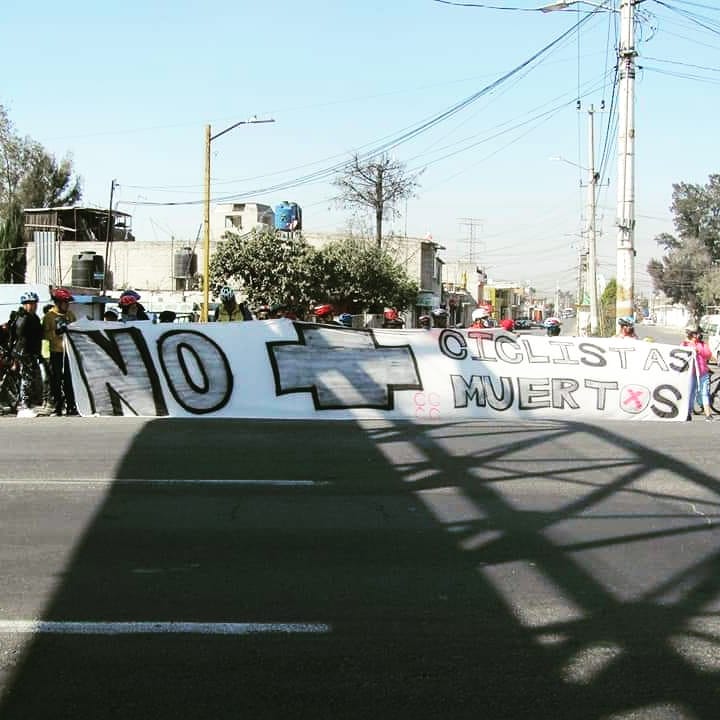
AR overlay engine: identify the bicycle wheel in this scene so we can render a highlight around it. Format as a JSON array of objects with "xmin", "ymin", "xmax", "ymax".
[{"xmin": 711, "ymin": 376, "xmax": 720, "ymax": 414}]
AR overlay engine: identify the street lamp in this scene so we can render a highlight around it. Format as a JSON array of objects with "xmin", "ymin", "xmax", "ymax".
[
  {"xmin": 201, "ymin": 117, "xmax": 275, "ymax": 322},
  {"xmin": 542, "ymin": 0, "xmax": 638, "ymax": 326}
]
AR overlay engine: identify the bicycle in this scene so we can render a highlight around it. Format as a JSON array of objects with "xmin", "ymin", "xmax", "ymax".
[{"xmin": 692, "ymin": 369, "xmax": 720, "ymax": 415}]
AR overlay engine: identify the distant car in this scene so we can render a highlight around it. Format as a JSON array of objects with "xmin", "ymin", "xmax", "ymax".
[{"xmin": 514, "ymin": 318, "xmax": 532, "ymax": 330}]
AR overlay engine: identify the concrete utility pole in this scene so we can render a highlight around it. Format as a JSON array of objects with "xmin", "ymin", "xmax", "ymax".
[
  {"xmin": 586, "ymin": 105, "xmax": 599, "ymax": 335},
  {"xmin": 616, "ymin": 0, "xmax": 637, "ymax": 322}
]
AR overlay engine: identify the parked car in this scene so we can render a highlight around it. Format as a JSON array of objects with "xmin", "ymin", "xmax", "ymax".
[{"xmin": 514, "ymin": 317, "xmax": 532, "ymax": 330}]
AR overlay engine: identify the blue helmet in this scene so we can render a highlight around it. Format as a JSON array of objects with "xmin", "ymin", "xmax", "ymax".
[
  {"xmin": 338, "ymin": 313, "xmax": 353, "ymax": 327},
  {"xmin": 20, "ymin": 291, "xmax": 39, "ymax": 303}
]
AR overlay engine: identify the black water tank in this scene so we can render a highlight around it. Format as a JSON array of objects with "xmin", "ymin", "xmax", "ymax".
[
  {"xmin": 71, "ymin": 251, "xmax": 105, "ymax": 288},
  {"xmin": 173, "ymin": 247, "xmax": 197, "ymax": 278}
]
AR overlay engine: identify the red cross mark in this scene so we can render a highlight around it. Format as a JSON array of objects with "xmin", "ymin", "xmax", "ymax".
[{"xmin": 621, "ymin": 384, "xmax": 650, "ymax": 414}]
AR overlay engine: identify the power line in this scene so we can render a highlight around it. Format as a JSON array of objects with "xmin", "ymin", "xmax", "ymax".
[{"xmin": 121, "ymin": 9, "xmax": 599, "ymax": 208}]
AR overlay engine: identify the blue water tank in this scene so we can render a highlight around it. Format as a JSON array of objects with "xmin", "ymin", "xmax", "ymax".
[{"xmin": 274, "ymin": 201, "xmax": 302, "ymax": 231}]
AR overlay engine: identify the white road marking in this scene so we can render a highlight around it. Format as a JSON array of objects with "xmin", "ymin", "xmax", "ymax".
[
  {"xmin": 0, "ymin": 620, "xmax": 331, "ymax": 635},
  {"xmin": 0, "ymin": 479, "xmax": 328, "ymax": 488}
]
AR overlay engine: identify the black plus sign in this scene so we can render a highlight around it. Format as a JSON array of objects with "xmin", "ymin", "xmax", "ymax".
[{"xmin": 267, "ymin": 324, "xmax": 422, "ymax": 410}]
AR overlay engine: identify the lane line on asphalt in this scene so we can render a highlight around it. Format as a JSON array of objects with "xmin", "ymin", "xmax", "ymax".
[
  {"xmin": 0, "ymin": 620, "xmax": 331, "ymax": 635},
  {"xmin": 0, "ymin": 479, "xmax": 329, "ymax": 488}
]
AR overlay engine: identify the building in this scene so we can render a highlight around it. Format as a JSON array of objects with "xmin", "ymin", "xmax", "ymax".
[
  {"xmin": 22, "ymin": 204, "xmax": 447, "ymax": 322},
  {"xmin": 212, "ymin": 202, "xmax": 274, "ymax": 242}
]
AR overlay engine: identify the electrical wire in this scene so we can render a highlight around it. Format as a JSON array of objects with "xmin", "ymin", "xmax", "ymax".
[{"xmin": 121, "ymin": 9, "xmax": 600, "ymax": 208}]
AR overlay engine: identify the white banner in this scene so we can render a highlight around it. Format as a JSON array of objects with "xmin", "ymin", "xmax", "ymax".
[{"xmin": 66, "ymin": 319, "xmax": 693, "ymax": 421}]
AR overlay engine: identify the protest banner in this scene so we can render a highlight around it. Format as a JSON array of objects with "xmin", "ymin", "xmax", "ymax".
[{"xmin": 66, "ymin": 320, "xmax": 693, "ymax": 421}]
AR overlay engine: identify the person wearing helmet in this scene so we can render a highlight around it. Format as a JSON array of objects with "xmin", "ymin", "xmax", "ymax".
[
  {"xmin": 255, "ymin": 305, "xmax": 271, "ymax": 320},
  {"xmin": 119, "ymin": 290, "xmax": 150, "ymax": 322},
  {"xmin": 499, "ymin": 318, "xmax": 515, "ymax": 332},
  {"xmin": 313, "ymin": 304, "xmax": 339, "ymax": 325},
  {"xmin": 431, "ymin": 307, "xmax": 449, "ymax": 329},
  {"xmin": 616, "ymin": 315, "xmax": 638, "ymax": 339},
  {"xmin": 382, "ymin": 308, "xmax": 404, "ymax": 329},
  {"xmin": 418, "ymin": 314, "xmax": 431, "ymax": 330},
  {"xmin": 543, "ymin": 317, "xmax": 562, "ymax": 337},
  {"xmin": 12, "ymin": 292, "xmax": 44, "ymax": 418},
  {"xmin": 470, "ymin": 307, "xmax": 492, "ymax": 329},
  {"xmin": 683, "ymin": 324, "xmax": 714, "ymax": 422},
  {"xmin": 337, "ymin": 312, "xmax": 354, "ymax": 328},
  {"xmin": 214, "ymin": 286, "xmax": 252, "ymax": 322},
  {"xmin": 43, "ymin": 288, "xmax": 78, "ymax": 416}
]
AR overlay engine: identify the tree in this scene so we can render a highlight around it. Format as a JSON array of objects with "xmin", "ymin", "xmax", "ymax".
[
  {"xmin": 210, "ymin": 228, "xmax": 321, "ymax": 314},
  {"xmin": 210, "ymin": 231, "xmax": 419, "ymax": 317},
  {"xmin": 315, "ymin": 238, "xmax": 418, "ymax": 313},
  {"xmin": 17, "ymin": 142, "xmax": 82, "ymax": 209},
  {"xmin": 600, "ymin": 278, "xmax": 617, "ymax": 336},
  {"xmin": 648, "ymin": 175, "xmax": 720, "ymax": 318},
  {"xmin": 648, "ymin": 237, "xmax": 712, "ymax": 321},
  {"xmin": 0, "ymin": 202, "xmax": 25, "ymax": 282},
  {"xmin": 0, "ymin": 104, "xmax": 82, "ymax": 283},
  {"xmin": 333, "ymin": 154, "xmax": 422, "ymax": 248}
]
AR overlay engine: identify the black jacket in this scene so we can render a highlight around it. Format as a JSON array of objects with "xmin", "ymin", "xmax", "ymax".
[{"xmin": 12, "ymin": 307, "xmax": 42, "ymax": 356}]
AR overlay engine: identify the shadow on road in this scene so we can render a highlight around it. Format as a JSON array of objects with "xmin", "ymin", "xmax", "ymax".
[{"xmin": 1, "ymin": 418, "xmax": 719, "ymax": 719}]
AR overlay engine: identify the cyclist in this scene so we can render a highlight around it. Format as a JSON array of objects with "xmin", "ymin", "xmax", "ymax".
[
  {"xmin": 616, "ymin": 316, "xmax": 638, "ymax": 339},
  {"xmin": 313, "ymin": 304, "xmax": 340, "ymax": 325},
  {"xmin": 12, "ymin": 291, "xmax": 44, "ymax": 418},
  {"xmin": 499, "ymin": 318, "xmax": 515, "ymax": 332},
  {"xmin": 43, "ymin": 288, "xmax": 78, "ymax": 416},
  {"xmin": 214, "ymin": 287, "xmax": 252, "ymax": 322},
  {"xmin": 470, "ymin": 307, "xmax": 492, "ymax": 329},
  {"xmin": 119, "ymin": 291, "xmax": 150, "ymax": 321},
  {"xmin": 683, "ymin": 325, "xmax": 714, "ymax": 422},
  {"xmin": 543, "ymin": 317, "xmax": 562, "ymax": 337},
  {"xmin": 431, "ymin": 307, "xmax": 449, "ymax": 329},
  {"xmin": 338, "ymin": 313, "xmax": 354, "ymax": 328},
  {"xmin": 418, "ymin": 315, "xmax": 431, "ymax": 330}
]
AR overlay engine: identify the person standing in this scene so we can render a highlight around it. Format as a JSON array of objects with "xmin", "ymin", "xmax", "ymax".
[
  {"xmin": 43, "ymin": 288, "xmax": 78, "ymax": 416},
  {"xmin": 214, "ymin": 287, "xmax": 252, "ymax": 322},
  {"xmin": 469, "ymin": 307, "xmax": 492, "ymax": 329},
  {"xmin": 11, "ymin": 291, "xmax": 44, "ymax": 418},
  {"xmin": 119, "ymin": 290, "xmax": 150, "ymax": 321},
  {"xmin": 683, "ymin": 325, "xmax": 714, "ymax": 422}
]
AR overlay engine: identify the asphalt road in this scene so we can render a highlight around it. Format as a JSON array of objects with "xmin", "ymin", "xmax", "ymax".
[{"xmin": 0, "ymin": 417, "xmax": 718, "ymax": 720}]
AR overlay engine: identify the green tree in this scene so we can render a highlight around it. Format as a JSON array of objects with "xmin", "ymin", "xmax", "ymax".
[
  {"xmin": 210, "ymin": 228, "xmax": 320, "ymax": 314},
  {"xmin": 0, "ymin": 202, "xmax": 25, "ymax": 282},
  {"xmin": 315, "ymin": 238, "xmax": 418, "ymax": 313},
  {"xmin": 0, "ymin": 105, "xmax": 82, "ymax": 282},
  {"xmin": 333, "ymin": 154, "xmax": 422, "ymax": 248},
  {"xmin": 600, "ymin": 278, "xmax": 617, "ymax": 336},
  {"xmin": 647, "ymin": 175, "xmax": 720, "ymax": 317},
  {"xmin": 210, "ymin": 231, "xmax": 419, "ymax": 317},
  {"xmin": 647, "ymin": 237, "xmax": 711, "ymax": 321},
  {"xmin": 17, "ymin": 142, "xmax": 82, "ymax": 209}
]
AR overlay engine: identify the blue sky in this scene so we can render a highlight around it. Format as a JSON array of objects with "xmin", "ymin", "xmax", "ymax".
[{"xmin": 2, "ymin": 0, "xmax": 719, "ymax": 296}]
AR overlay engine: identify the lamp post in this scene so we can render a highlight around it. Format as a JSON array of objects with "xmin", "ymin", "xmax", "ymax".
[
  {"xmin": 542, "ymin": 0, "xmax": 637, "ymax": 326},
  {"xmin": 201, "ymin": 117, "xmax": 275, "ymax": 322}
]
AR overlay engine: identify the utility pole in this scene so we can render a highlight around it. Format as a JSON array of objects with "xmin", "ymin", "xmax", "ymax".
[
  {"xmin": 201, "ymin": 117, "xmax": 275, "ymax": 322},
  {"xmin": 101, "ymin": 179, "xmax": 117, "ymax": 295},
  {"xmin": 616, "ymin": 0, "xmax": 637, "ymax": 322},
  {"xmin": 587, "ymin": 105, "xmax": 599, "ymax": 335}
]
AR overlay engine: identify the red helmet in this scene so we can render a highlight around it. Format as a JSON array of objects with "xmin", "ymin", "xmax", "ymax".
[
  {"xmin": 119, "ymin": 294, "xmax": 137, "ymax": 307},
  {"xmin": 313, "ymin": 304, "xmax": 333, "ymax": 317},
  {"xmin": 52, "ymin": 288, "xmax": 73, "ymax": 303},
  {"xmin": 499, "ymin": 319, "xmax": 515, "ymax": 331},
  {"xmin": 383, "ymin": 308, "xmax": 398, "ymax": 321}
]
